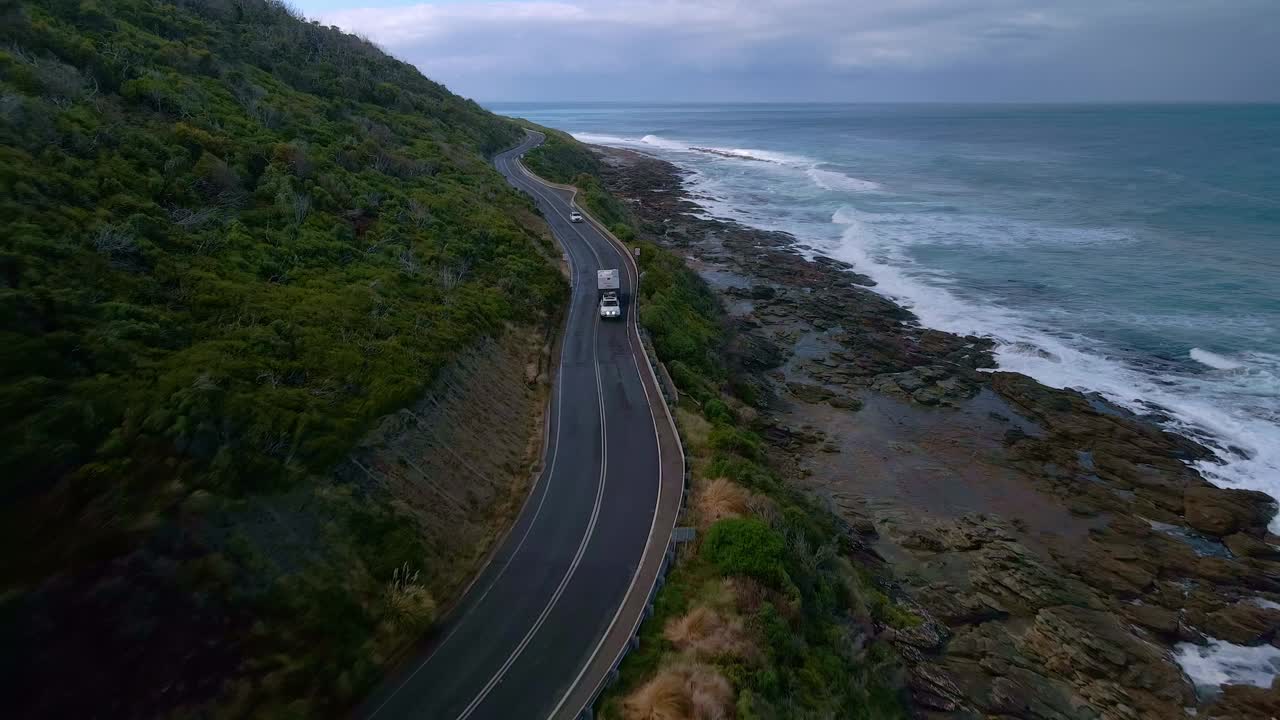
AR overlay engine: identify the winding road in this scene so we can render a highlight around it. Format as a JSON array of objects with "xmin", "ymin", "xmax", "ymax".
[{"xmin": 358, "ymin": 131, "xmax": 683, "ymax": 720}]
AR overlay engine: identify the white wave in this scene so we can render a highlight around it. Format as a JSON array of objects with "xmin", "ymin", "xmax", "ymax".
[
  {"xmin": 1192, "ymin": 348, "xmax": 1245, "ymax": 370},
  {"xmin": 827, "ymin": 205, "xmax": 1280, "ymax": 531},
  {"xmin": 1175, "ymin": 640, "xmax": 1280, "ymax": 689},
  {"xmin": 711, "ymin": 146, "xmax": 811, "ymax": 165},
  {"xmin": 571, "ymin": 132, "xmax": 641, "ymax": 146},
  {"xmin": 571, "ymin": 131, "xmax": 814, "ymax": 167},
  {"xmin": 806, "ymin": 167, "xmax": 881, "ymax": 193},
  {"xmin": 1250, "ymin": 597, "xmax": 1280, "ymax": 611},
  {"xmin": 640, "ymin": 134, "xmax": 694, "ymax": 152}
]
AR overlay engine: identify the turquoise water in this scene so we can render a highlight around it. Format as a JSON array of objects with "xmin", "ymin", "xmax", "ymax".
[{"xmin": 490, "ymin": 103, "xmax": 1280, "ymax": 517}]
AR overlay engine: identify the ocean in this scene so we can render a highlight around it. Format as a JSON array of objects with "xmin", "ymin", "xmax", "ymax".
[{"xmin": 489, "ymin": 102, "xmax": 1280, "ymax": 523}]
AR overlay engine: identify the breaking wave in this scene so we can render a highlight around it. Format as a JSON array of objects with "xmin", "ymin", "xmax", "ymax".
[{"xmin": 572, "ymin": 132, "xmax": 878, "ymax": 194}]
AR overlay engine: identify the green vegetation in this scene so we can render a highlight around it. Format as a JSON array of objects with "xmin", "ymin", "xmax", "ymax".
[
  {"xmin": 703, "ymin": 517, "xmax": 787, "ymax": 586},
  {"xmin": 521, "ymin": 126, "xmax": 635, "ymax": 238},
  {"xmin": 1, "ymin": 0, "xmax": 563, "ymax": 715},
  {"xmin": 530, "ymin": 153, "xmax": 911, "ymax": 717}
]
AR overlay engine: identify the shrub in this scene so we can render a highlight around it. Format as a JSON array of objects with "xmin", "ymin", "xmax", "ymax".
[
  {"xmin": 702, "ymin": 398, "xmax": 735, "ymax": 424},
  {"xmin": 703, "ymin": 517, "xmax": 787, "ymax": 587},
  {"xmin": 708, "ymin": 426, "xmax": 764, "ymax": 462}
]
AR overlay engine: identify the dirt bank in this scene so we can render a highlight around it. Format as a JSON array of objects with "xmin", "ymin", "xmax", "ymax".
[{"xmin": 593, "ymin": 145, "xmax": 1280, "ymax": 720}]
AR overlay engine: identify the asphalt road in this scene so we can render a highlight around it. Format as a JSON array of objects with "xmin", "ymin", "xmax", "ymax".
[{"xmin": 358, "ymin": 131, "xmax": 676, "ymax": 720}]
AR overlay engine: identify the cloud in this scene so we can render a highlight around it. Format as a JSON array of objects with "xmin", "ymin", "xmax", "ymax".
[{"xmin": 299, "ymin": 0, "xmax": 1280, "ymax": 101}]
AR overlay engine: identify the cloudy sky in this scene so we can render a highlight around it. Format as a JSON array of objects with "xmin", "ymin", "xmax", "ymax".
[{"xmin": 296, "ymin": 0, "xmax": 1280, "ymax": 103}]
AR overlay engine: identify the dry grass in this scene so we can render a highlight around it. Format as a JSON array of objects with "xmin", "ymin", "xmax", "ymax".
[
  {"xmin": 725, "ymin": 576, "xmax": 767, "ymax": 616},
  {"xmin": 674, "ymin": 407, "xmax": 713, "ymax": 454},
  {"xmin": 663, "ymin": 605, "xmax": 757, "ymax": 661},
  {"xmin": 621, "ymin": 663, "xmax": 734, "ymax": 720},
  {"xmin": 696, "ymin": 477, "xmax": 751, "ymax": 527}
]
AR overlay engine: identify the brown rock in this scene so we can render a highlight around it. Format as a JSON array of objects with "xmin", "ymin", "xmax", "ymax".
[
  {"xmin": 1021, "ymin": 606, "xmax": 1194, "ymax": 719},
  {"xmin": 1184, "ymin": 486, "xmax": 1276, "ymax": 537},
  {"xmin": 1205, "ymin": 677, "xmax": 1280, "ymax": 719},
  {"xmin": 1225, "ymin": 533, "xmax": 1280, "ymax": 560},
  {"xmin": 969, "ymin": 541, "xmax": 1101, "ymax": 616},
  {"xmin": 1121, "ymin": 604, "xmax": 1180, "ymax": 637},
  {"xmin": 1202, "ymin": 602, "xmax": 1280, "ymax": 645}
]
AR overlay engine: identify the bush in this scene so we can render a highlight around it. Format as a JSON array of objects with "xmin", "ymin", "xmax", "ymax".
[
  {"xmin": 709, "ymin": 426, "xmax": 765, "ymax": 462},
  {"xmin": 702, "ymin": 398, "xmax": 736, "ymax": 425},
  {"xmin": 703, "ymin": 517, "xmax": 787, "ymax": 586}
]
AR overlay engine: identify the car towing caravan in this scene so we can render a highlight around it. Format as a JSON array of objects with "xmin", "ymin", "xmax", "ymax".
[{"xmin": 597, "ymin": 269, "xmax": 621, "ymax": 319}]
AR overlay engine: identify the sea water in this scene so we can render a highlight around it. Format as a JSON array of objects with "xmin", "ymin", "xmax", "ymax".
[{"xmin": 490, "ymin": 103, "xmax": 1280, "ymax": 533}]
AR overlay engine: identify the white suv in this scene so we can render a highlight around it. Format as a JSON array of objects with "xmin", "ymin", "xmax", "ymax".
[
  {"xmin": 569, "ymin": 211, "xmax": 584, "ymax": 223},
  {"xmin": 599, "ymin": 293, "xmax": 621, "ymax": 319}
]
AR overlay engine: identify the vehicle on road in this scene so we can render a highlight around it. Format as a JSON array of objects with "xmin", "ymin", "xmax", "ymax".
[
  {"xmin": 570, "ymin": 210, "xmax": 584, "ymax": 222},
  {"xmin": 598, "ymin": 269, "xmax": 622, "ymax": 319},
  {"xmin": 599, "ymin": 293, "xmax": 621, "ymax": 319}
]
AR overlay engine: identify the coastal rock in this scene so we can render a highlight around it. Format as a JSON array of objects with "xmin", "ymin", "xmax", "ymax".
[
  {"xmin": 969, "ymin": 541, "xmax": 1101, "ymax": 616},
  {"xmin": 944, "ymin": 624, "xmax": 1094, "ymax": 720},
  {"xmin": 1120, "ymin": 604, "xmax": 1181, "ymax": 638},
  {"xmin": 916, "ymin": 583, "xmax": 1005, "ymax": 626},
  {"xmin": 1019, "ymin": 606, "xmax": 1194, "ymax": 719},
  {"xmin": 1224, "ymin": 532, "xmax": 1280, "ymax": 559},
  {"xmin": 1199, "ymin": 601, "xmax": 1280, "ymax": 645},
  {"xmin": 1204, "ymin": 677, "xmax": 1280, "ymax": 719},
  {"xmin": 785, "ymin": 382, "xmax": 832, "ymax": 404},
  {"xmin": 729, "ymin": 330, "xmax": 786, "ymax": 370},
  {"xmin": 1184, "ymin": 486, "xmax": 1277, "ymax": 537},
  {"xmin": 590, "ymin": 143, "xmax": 1278, "ymax": 720}
]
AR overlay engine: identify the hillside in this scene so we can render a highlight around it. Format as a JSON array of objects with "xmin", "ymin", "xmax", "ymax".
[{"xmin": 0, "ymin": 0, "xmax": 564, "ymax": 716}]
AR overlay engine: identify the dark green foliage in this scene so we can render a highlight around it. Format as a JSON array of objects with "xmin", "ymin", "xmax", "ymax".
[
  {"xmin": 703, "ymin": 517, "xmax": 787, "ymax": 586},
  {"xmin": 636, "ymin": 241, "xmax": 724, "ymax": 379},
  {"xmin": 520, "ymin": 127, "xmax": 600, "ymax": 182},
  {"xmin": 708, "ymin": 426, "xmax": 765, "ymax": 462},
  {"xmin": 1, "ymin": 0, "xmax": 560, "ymax": 540},
  {"xmin": 1, "ymin": 0, "xmax": 564, "ymax": 715},
  {"xmin": 702, "ymin": 397, "xmax": 736, "ymax": 424}
]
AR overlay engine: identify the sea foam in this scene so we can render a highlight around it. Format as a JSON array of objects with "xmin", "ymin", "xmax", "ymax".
[
  {"xmin": 826, "ymin": 205, "xmax": 1280, "ymax": 532},
  {"xmin": 1175, "ymin": 640, "xmax": 1280, "ymax": 689},
  {"xmin": 806, "ymin": 167, "xmax": 881, "ymax": 192},
  {"xmin": 1191, "ymin": 347, "xmax": 1245, "ymax": 370},
  {"xmin": 573, "ymin": 132, "xmax": 876, "ymax": 195}
]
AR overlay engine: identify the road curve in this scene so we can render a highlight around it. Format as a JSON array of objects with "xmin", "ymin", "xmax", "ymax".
[{"xmin": 358, "ymin": 131, "xmax": 683, "ymax": 720}]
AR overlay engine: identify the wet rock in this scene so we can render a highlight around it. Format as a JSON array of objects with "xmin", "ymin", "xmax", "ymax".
[
  {"xmin": 912, "ymin": 385, "xmax": 947, "ymax": 406},
  {"xmin": 826, "ymin": 394, "xmax": 863, "ymax": 411},
  {"xmin": 785, "ymin": 382, "xmax": 833, "ymax": 403}
]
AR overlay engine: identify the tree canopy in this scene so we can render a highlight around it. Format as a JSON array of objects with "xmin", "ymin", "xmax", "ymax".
[{"xmin": 1, "ymin": 0, "xmax": 564, "ymax": 715}]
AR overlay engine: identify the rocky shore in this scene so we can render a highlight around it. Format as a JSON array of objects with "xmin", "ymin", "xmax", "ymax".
[{"xmin": 592, "ymin": 145, "xmax": 1280, "ymax": 719}]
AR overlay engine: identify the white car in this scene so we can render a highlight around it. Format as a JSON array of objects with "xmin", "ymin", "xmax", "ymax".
[
  {"xmin": 599, "ymin": 293, "xmax": 621, "ymax": 319},
  {"xmin": 569, "ymin": 211, "xmax": 584, "ymax": 223}
]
